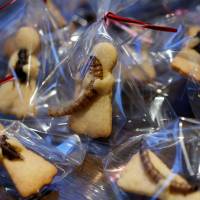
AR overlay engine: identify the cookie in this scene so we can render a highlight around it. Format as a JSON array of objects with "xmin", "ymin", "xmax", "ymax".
[
  {"xmin": 117, "ymin": 151, "xmax": 189, "ymax": 197},
  {"xmin": 45, "ymin": 0, "xmax": 67, "ymax": 28},
  {"xmin": 15, "ymin": 26, "xmax": 40, "ymax": 54},
  {"xmin": 69, "ymin": 94, "xmax": 112, "ymax": 137},
  {"xmin": 122, "ymin": 47, "xmax": 156, "ymax": 82},
  {"xmin": 69, "ymin": 42, "xmax": 117, "ymax": 137},
  {"xmin": 161, "ymin": 190, "xmax": 200, "ymax": 200},
  {"xmin": 0, "ymin": 80, "xmax": 37, "ymax": 118},
  {"xmin": 171, "ymin": 26, "xmax": 200, "ymax": 81},
  {"xmin": 49, "ymin": 42, "xmax": 117, "ymax": 138},
  {"xmin": 0, "ymin": 26, "xmax": 41, "ymax": 118},
  {"xmin": 171, "ymin": 48, "xmax": 200, "ymax": 82},
  {"xmin": 131, "ymin": 64, "xmax": 156, "ymax": 82},
  {"xmin": 0, "ymin": 47, "xmax": 40, "ymax": 118},
  {"xmin": 188, "ymin": 26, "xmax": 200, "ymax": 37},
  {"xmin": 11, "ymin": 80, "xmax": 37, "ymax": 117},
  {"xmin": 0, "ymin": 125, "xmax": 57, "ymax": 198}
]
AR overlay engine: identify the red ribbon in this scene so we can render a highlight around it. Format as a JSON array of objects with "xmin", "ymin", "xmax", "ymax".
[
  {"xmin": 0, "ymin": 75, "xmax": 14, "ymax": 85},
  {"xmin": 0, "ymin": 0, "xmax": 16, "ymax": 10},
  {"xmin": 105, "ymin": 12, "xmax": 177, "ymax": 32}
]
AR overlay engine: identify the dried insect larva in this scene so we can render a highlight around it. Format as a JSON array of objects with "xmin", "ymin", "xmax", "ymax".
[
  {"xmin": 15, "ymin": 49, "xmax": 29, "ymax": 83},
  {"xmin": 139, "ymin": 140, "xmax": 197, "ymax": 194},
  {"xmin": 193, "ymin": 31, "xmax": 200, "ymax": 53},
  {"xmin": 0, "ymin": 135, "xmax": 23, "ymax": 160},
  {"xmin": 169, "ymin": 179, "xmax": 198, "ymax": 194},
  {"xmin": 89, "ymin": 56, "xmax": 103, "ymax": 79},
  {"xmin": 48, "ymin": 56, "xmax": 103, "ymax": 117},
  {"xmin": 49, "ymin": 86, "xmax": 97, "ymax": 116}
]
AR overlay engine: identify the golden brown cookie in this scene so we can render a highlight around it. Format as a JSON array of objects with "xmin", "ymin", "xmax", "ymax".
[
  {"xmin": 171, "ymin": 48, "xmax": 200, "ymax": 82},
  {"xmin": 69, "ymin": 42, "xmax": 118, "ymax": 138},
  {"xmin": 0, "ymin": 125, "xmax": 57, "ymax": 198},
  {"xmin": 171, "ymin": 26, "xmax": 200, "ymax": 81},
  {"xmin": 123, "ymin": 49, "xmax": 156, "ymax": 82},
  {"xmin": 3, "ymin": 147, "xmax": 57, "ymax": 198},
  {"xmin": 0, "ymin": 48, "xmax": 40, "ymax": 118},
  {"xmin": 161, "ymin": 190, "xmax": 200, "ymax": 200},
  {"xmin": 70, "ymin": 94, "xmax": 112, "ymax": 138},
  {"xmin": 48, "ymin": 42, "xmax": 117, "ymax": 138},
  {"xmin": 15, "ymin": 26, "xmax": 40, "ymax": 53},
  {"xmin": 45, "ymin": 0, "xmax": 67, "ymax": 28},
  {"xmin": 117, "ymin": 151, "xmax": 191, "ymax": 198},
  {"xmin": 188, "ymin": 26, "xmax": 200, "ymax": 37}
]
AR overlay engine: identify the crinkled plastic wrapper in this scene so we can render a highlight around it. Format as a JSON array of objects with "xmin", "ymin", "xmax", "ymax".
[
  {"xmin": 0, "ymin": 0, "xmax": 63, "ymax": 120},
  {"xmin": 0, "ymin": 119, "xmax": 86, "ymax": 199},
  {"xmin": 34, "ymin": 17, "xmax": 155, "ymax": 144},
  {"xmin": 33, "ymin": 0, "xmax": 185, "ymax": 145},
  {"xmin": 184, "ymin": 11, "xmax": 200, "ymax": 119},
  {"xmin": 104, "ymin": 117, "xmax": 200, "ymax": 200},
  {"xmin": 112, "ymin": 7, "xmax": 200, "ymax": 118}
]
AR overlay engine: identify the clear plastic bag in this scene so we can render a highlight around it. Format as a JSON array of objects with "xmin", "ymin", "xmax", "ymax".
[
  {"xmin": 33, "ymin": 0, "xmax": 158, "ymax": 144},
  {"xmin": 104, "ymin": 117, "xmax": 200, "ymax": 200},
  {"xmin": 0, "ymin": 0, "xmax": 63, "ymax": 119},
  {"xmin": 0, "ymin": 119, "xmax": 86, "ymax": 199},
  {"xmin": 45, "ymin": 0, "xmax": 96, "ymax": 28},
  {"xmin": 114, "ymin": 7, "xmax": 200, "ymax": 118},
  {"xmin": 182, "ymin": 11, "xmax": 200, "ymax": 119}
]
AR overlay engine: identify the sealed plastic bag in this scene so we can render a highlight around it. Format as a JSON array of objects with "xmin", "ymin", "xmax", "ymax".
[
  {"xmin": 0, "ymin": 119, "xmax": 86, "ymax": 199},
  {"xmin": 33, "ymin": 0, "xmax": 179, "ymax": 143},
  {"xmin": 104, "ymin": 117, "xmax": 200, "ymax": 200},
  {"xmin": 45, "ymin": 0, "xmax": 96, "ymax": 29},
  {"xmin": 119, "ymin": 9, "xmax": 200, "ymax": 118},
  {"xmin": 181, "ymin": 11, "xmax": 200, "ymax": 119},
  {"xmin": 0, "ymin": 0, "xmax": 63, "ymax": 119}
]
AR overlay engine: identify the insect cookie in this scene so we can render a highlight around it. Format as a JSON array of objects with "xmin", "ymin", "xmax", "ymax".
[
  {"xmin": 0, "ymin": 124, "xmax": 57, "ymax": 198},
  {"xmin": 171, "ymin": 26, "xmax": 200, "ymax": 82},
  {"xmin": 49, "ymin": 56, "xmax": 103, "ymax": 116},
  {"xmin": 0, "ymin": 26, "xmax": 41, "ymax": 118},
  {"xmin": 49, "ymin": 42, "xmax": 118, "ymax": 138},
  {"xmin": 117, "ymin": 150, "xmax": 199, "ymax": 199}
]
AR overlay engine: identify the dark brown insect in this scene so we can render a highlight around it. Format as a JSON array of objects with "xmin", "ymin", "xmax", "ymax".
[
  {"xmin": 48, "ymin": 56, "xmax": 103, "ymax": 117},
  {"xmin": 0, "ymin": 135, "xmax": 23, "ymax": 161},
  {"xmin": 89, "ymin": 56, "xmax": 103, "ymax": 79},
  {"xmin": 14, "ymin": 48, "xmax": 28, "ymax": 83},
  {"xmin": 139, "ymin": 139, "xmax": 197, "ymax": 194},
  {"xmin": 193, "ymin": 31, "xmax": 200, "ymax": 53}
]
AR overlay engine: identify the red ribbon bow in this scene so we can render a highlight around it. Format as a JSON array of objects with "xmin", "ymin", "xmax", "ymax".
[
  {"xmin": 0, "ymin": 75, "xmax": 14, "ymax": 85},
  {"xmin": 105, "ymin": 12, "xmax": 177, "ymax": 32},
  {"xmin": 0, "ymin": 0, "xmax": 16, "ymax": 10}
]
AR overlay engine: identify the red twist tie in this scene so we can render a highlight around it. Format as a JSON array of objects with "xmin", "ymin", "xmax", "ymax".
[
  {"xmin": 0, "ymin": 75, "xmax": 14, "ymax": 85},
  {"xmin": 0, "ymin": 0, "xmax": 16, "ymax": 10},
  {"xmin": 105, "ymin": 12, "xmax": 177, "ymax": 33}
]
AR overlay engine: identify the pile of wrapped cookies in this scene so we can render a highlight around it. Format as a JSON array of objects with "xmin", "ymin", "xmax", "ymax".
[{"xmin": 0, "ymin": 0, "xmax": 200, "ymax": 199}]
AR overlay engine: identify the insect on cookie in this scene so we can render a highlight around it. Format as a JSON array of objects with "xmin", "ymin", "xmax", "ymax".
[
  {"xmin": 49, "ymin": 42, "xmax": 118, "ymax": 138},
  {"xmin": 0, "ymin": 124, "xmax": 57, "ymax": 198},
  {"xmin": 0, "ymin": 26, "xmax": 41, "ymax": 118},
  {"xmin": 161, "ymin": 190, "xmax": 200, "ymax": 200},
  {"xmin": 117, "ymin": 150, "xmax": 198, "ymax": 199}
]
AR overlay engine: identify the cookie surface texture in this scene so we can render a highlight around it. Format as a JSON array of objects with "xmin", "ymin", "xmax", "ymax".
[
  {"xmin": 2, "ymin": 139, "xmax": 57, "ymax": 198},
  {"xmin": 69, "ymin": 42, "xmax": 117, "ymax": 138},
  {"xmin": 117, "ymin": 151, "xmax": 187, "ymax": 197}
]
